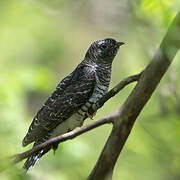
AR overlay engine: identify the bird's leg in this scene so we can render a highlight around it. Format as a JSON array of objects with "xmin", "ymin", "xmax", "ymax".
[
  {"xmin": 86, "ymin": 103, "xmax": 98, "ymax": 120},
  {"xmin": 86, "ymin": 111, "xmax": 97, "ymax": 120},
  {"xmin": 52, "ymin": 143, "xmax": 59, "ymax": 155}
]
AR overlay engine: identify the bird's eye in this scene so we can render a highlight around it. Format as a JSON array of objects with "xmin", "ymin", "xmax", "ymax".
[{"xmin": 101, "ymin": 44, "xmax": 107, "ymax": 49}]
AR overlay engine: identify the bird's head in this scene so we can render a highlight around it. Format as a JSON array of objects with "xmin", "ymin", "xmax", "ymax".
[{"xmin": 85, "ymin": 38, "xmax": 124, "ymax": 64}]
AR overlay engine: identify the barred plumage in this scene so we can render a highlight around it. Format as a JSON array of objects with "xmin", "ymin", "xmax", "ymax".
[{"xmin": 22, "ymin": 38, "xmax": 124, "ymax": 171}]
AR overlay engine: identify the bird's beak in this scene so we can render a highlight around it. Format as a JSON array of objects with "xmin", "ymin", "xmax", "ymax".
[{"xmin": 116, "ymin": 41, "xmax": 125, "ymax": 47}]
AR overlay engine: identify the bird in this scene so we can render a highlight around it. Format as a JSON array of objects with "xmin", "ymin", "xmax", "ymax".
[{"xmin": 22, "ymin": 38, "xmax": 124, "ymax": 171}]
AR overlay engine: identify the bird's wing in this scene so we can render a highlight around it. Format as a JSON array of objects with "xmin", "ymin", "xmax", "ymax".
[{"xmin": 22, "ymin": 64, "xmax": 96, "ymax": 146}]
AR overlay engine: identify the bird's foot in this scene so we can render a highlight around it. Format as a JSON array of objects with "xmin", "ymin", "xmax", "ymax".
[
  {"xmin": 86, "ymin": 111, "xmax": 96, "ymax": 120},
  {"xmin": 52, "ymin": 143, "xmax": 59, "ymax": 155}
]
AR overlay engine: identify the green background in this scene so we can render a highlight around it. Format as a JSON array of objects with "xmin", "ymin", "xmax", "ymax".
[{"xmin": 0, "ymin": 0, "xmax": 180, "ymax": 179}]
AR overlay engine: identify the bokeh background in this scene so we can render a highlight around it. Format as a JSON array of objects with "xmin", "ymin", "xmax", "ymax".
[{"xmin": 0, "ymin": 0, "xmax": 180, "ymax": 179}]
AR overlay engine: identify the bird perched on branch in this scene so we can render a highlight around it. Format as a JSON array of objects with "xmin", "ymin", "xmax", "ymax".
[{"xmin": 22, "ymin": 38, "xmax": 124, "ymax": 171}]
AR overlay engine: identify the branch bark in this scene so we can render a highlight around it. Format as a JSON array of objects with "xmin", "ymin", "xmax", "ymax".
[{"xmin": 87, "ymin": 12, "xmax": 180, "ymax": 180}]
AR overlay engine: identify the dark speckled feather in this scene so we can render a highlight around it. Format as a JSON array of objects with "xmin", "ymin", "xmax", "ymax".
[
  {"xmin": 23, "ymin": 64, "xmax": 95, "ymax": 147},
  {"xmin": 22, "ymin": 38, "xmax": 124, "ymax": 171}
]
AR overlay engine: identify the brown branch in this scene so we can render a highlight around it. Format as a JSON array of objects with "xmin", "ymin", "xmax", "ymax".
[
  {"xmin": 10, "ymin": 73, "xmax": 140, "ymax": 165},
  {"xmin": 97, "ymin": 72, "xmax": 142, "ymax": 107},
  {"xmin": 88, "ymin": 72, "xmax": 142, "ymax": 114},
  {"xmin": 12, "ymin": 114, "xmax": 113, "ymax": 164},
  {"xmin": 87, "ymin": 12, "xmax": 180, "ymax": 180}
]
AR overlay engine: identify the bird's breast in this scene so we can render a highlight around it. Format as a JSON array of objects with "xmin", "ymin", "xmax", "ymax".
[
  {"xmin": 50, "ymin": 65, "xmax": 112, "ymax": 138},
  {"xmin": 50, "ymin": 113, "xmax": 83, "ymax": 138}
]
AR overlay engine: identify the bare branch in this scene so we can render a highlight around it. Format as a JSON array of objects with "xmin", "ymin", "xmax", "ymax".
[
  {"xmin": 12, "ymin": 114, "xmax": 113, "ymax": 164},
  {"xmin": 87, "ymin": 12, "xmax": 180, "ymax": 180},
  {"xmin": 10, "ymin": 73, "xmax": 140, "ymax": 165},
  {"xmin": 89, "ymin": 72, "xmax": 142, "ymax": 114}
]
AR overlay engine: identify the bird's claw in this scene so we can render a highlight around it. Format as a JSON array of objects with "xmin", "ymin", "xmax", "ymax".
[
  {"xmin": 86, "ymin": 111, "xmax": 96, "ymax": 120},
  {"xmin": 52, "ymin": 143, "xmax": 58, "ymax": 155}
]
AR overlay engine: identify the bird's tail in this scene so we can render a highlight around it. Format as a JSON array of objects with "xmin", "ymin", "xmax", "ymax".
[
  {"xmin": 23, "ymin": 138, "xmax": 51, "ymax": 172},
  {"xmin": 23, "ymin": 149, "xmax": 43, "ymax": 172},
  {"xmin": 23, "ymin": 147, "xmax": 51, "ymax": 172}
]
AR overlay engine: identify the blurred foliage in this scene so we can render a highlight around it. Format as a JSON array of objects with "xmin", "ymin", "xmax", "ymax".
[
  {"xmin": 0, "ymin": 0, "xmax": 180, "ymax": 180},
  {"xmin": 137, "ymin": 0, "xmax": 178, "ymax": 25}
]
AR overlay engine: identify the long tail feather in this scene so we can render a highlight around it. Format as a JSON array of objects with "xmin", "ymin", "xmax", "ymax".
[
  {"xmin": 23, "ymin": 149, "xmax": 44, "ymax": 172},
  {"xmin": 23, "ymin": 135, "xmax": 52, "ymax": 172}
]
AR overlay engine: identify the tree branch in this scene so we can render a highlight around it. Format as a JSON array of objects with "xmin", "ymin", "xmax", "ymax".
[
  {"xmin": 87, "ymin": 12, "xmax": 180, "ymax": 180},
  {"xmin": 89, "ymin": 72, "xmax": 142, "ymax": 114},
  {"xmin": 12, "ymin": 114, "xmax": 113, "ymax": 164},
  {"xmin": 10, "ymin": 73, "xmax": 140, "ymax": 165}
]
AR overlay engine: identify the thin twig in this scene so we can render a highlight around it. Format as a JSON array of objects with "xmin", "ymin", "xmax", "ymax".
[
  {"xmin": 12, "ymin": 113, "xmax": 115, "ymax": 164},
  {"xmin": 89, "ymin": 72, "xmax": 142, "ymax": 114}
]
